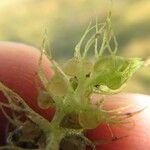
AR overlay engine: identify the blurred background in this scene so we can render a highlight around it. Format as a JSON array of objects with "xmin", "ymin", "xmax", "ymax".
[{"xmin": 0, "ymin": 0, "xmax": 149, "ymax": 94}]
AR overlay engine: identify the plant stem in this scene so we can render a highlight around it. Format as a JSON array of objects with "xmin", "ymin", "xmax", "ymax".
[
  {"xmin": 45, "ymin": 109, "xmax": 66, "ymax": 150},
  {"xmin": 46, "ymin": 131, "xmax": 64, "ymax": 150}
]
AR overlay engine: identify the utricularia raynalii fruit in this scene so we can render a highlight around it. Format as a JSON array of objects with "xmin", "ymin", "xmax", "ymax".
[{"xmin": 0, "ymin": 13, "xmax": 146, "ymax": 150}]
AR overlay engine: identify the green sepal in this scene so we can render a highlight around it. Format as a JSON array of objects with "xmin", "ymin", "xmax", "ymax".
[
  {"xmin": 79, "ymin": 107, "xmax": 103, "ymax": 129},
  {"xmin": 91, "ymin": 56, "xmax": 143, "ymax": 92},
  {"xmin": 47, "ymin": 72, "xmax": 68, "ymax": 97},
  {"xmin": 37, "ymin": 91, "xmax": 55, "ymax": 109},
  {"xmin": 63, "ymin": 58, "xmax": 93, "ymax": 77}
]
